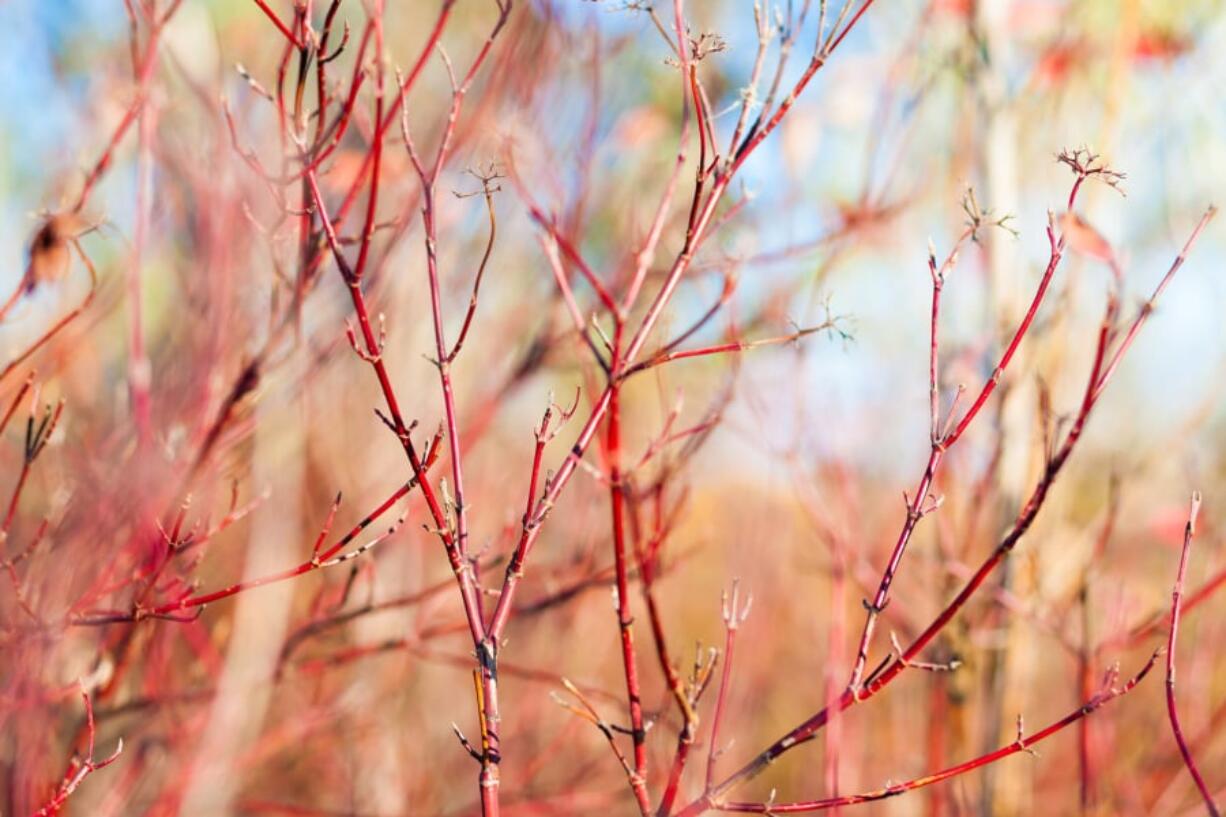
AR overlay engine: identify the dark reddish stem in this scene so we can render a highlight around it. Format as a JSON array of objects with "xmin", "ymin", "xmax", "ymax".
[
  {"xmin": 659, "ymin": 735, "xmax": 695, "ymax": 817},
  {"xmin": 1165, "ymin": 492, "xmax": 1221, "ymax": 817}
]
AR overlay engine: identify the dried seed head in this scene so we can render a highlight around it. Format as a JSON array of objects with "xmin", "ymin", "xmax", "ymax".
[{"xmin": 25, "ymin": 213, "xmax": 84, "ymax": 293}]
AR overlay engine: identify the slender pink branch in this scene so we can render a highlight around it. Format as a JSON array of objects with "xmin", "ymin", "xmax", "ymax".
[
  {"xmin": 1091, "ymin": 206, "xmax": 1217, "ymax": 401},
  {"xmin": 1165, "ymin": 492, "xmax": 1221, "ymax": 817},
  {"xmin": 621, "ymin": 320, "xmax": 838, "ymax": 379},
  {"xmin": 70, "ymin": 95, "xmax": 145, "ymax": 216},
  {"xmin": 526, "ymin": 205, "xmax": 620, "ymax": 316},
  {"xmin": 706, "ymin": 584, "xmax": 750, "ymax": 792}
]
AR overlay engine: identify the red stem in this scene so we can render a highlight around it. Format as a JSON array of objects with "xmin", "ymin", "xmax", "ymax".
[
  {"xmin": 1165, "ymin": 493, "xmax": 1221, "ymax": 817},
  {"xmin": 942, "ymin": 230, "xmax": 1062, "ymax": 448},
  {"xmin": 607, "ymin": 334, "xmax": 653, "ymax": 814},
  {"xmin": 658, "ymin": 736, "xmax": 694, "ymax": 817},
  {"xmin": 249, "ymin": 0, "xmax": 305, "ymax": 50},
  {"xmin": 705, "ymin": 608, "xmax": 741, "ymax": 792}
]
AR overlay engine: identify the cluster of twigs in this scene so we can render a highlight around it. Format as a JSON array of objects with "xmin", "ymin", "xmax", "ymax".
[{"xmin": 1, "ymin": 2, "xmax": 1221, "ymax": 816}]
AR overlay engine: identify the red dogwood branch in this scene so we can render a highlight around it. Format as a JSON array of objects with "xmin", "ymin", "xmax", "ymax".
[
  {"xmin": 715, "ymin": 653, "xmax": 1160, "ymax": 813},
  {"xmin": 1165, "ymin": 492, "xmax": 1222, "ymax": 817}
]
